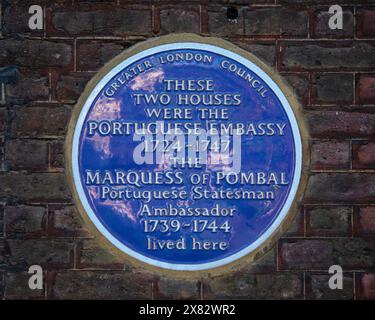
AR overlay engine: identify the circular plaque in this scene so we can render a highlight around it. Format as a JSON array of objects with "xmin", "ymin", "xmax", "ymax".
[{"xmin": 66, "ymin": 34, "xmax": 308, "ymax": 272}]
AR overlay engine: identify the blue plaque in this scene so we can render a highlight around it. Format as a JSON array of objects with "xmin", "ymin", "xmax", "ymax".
[{"xmin": 67, "ymin": 35, "xmax": 307, "ymax": 271}]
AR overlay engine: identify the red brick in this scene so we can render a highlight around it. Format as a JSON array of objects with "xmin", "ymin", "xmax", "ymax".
[
  {"xmin": 5, "ymin": 139, "xmax": 49, "ymax": 171},
  {"xmin": 311, "ymin": 140, "xmax": 350, "ymax": 170},
  {"xmin": 49, "ymin": 5, "xmax": 152, "ymax": 37},
  {"xmin": 357, "ymin": 273, "xmax": 375, "ymax": 299},
  {"xmin": 77, "ymin": 40, "xmax": 129, "ymax": 71},
  {"xmin": 305, "ymin": 173, "xmax": 375, "ymax": 204},
  {"xmin": 283, "ymin": 73, "xmax": 309, "ymax": 105},
  {"xmin": 10, "ymin": 106, "xmax": 71, "ymax": 138},
  {"xmin": 49, "ymin": 140, "xmax": 64, "ymax": 170},
  {"xmin": 56, "ymin": 73, "xmax": 93, "ymax": 102},
  {"xmin": 306, "ymin": 111, "xmax": 375, "ymax": 139},
  {"xmin": 77, "ymin": 240, "xmax": 124, "ymax": 269},
  {"xmin": 203, "ymin": 272, "xmax": 303, "ymax": 299},
  {"xmin": 280, "ymin": 238, "xmax": 375, "ymax": 270},
  {"xmin": 0, "ymin": 173, "xmax": 71, "ymax": 202},
  {"xmin": 48, "ymin": 204, "xmax": 88, "ymax": 237},
  {"xmin": 354, "ymin": 206, "xmax": 375, "ymax": 235},
  {"xmin": 357, "ymin": 75, "xmax": 375, "ymax": 104},
  {"xmin": 281, "ymin": 42, "xmax": 375, "ymax": 71},
  {"xmin": 6, "ymin": 70, "xmax": 49, "ymax": 103},
  {"xmin": 353, "ymin": 141, "xmax": 375, "ymax": 169},
  {"xmin": 357, "ymin": 9, "xmax": 375, "ymax": 38}
]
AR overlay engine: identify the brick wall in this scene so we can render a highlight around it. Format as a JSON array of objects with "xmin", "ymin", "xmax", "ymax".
[{"xmin": 0, "ymin": 0, "xmax": 375, "ymax": 300}]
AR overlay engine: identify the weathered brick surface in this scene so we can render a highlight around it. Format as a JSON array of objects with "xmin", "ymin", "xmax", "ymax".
[
  {"xmin": 352, "ymin": 141, "xmax": 375, "ymax": 169},
  {"xmin": 0, "ymin": 0, "xmax": 374, "ymax": 300},
  {"xmin": 311, "ymin": 140, "xmax": 350, "ymax": 170},
  {"xmin": 4, "ymin": 205, "xmax": 46, "ymax": 239},
  {"xmin": 305, "ymin": 173, "xmax": 375, "ymax": 204},
  {"xmin": 280, "ymin": 42, "xmax": 375, "ymax": 71},
  {"xmin": 306, "ymin": 273, "xmax": 354, "ymax": 300},
  {"xmin": 5, "ymin": 139, "xmax": 49, "ymax": 171},
  {"xmin": 245, "ymin": 8, "xmax": 308, "ymax": 37},
  {"xmin": 49, "ymin": 5, "xmax": 152, "ymax": 37},
  {"xmin": 154, "ymin": 277, "xmax": 201, "ymax": 300},
  {"xmin": 280, "ymin": 238, "xmax": 375, "ymax": 270},
  {"xmin": 10, "ymin": 106, "xmax": 71, "ymax": 138},
  {"xmin": 4, "ymin": 272, "xmax": 45, "ymax": 300},
  {"xmin": 357, "ymin": 273, "xmax": 375, "ymax": 299},
  {"xmin": 48, "ymin": 204, "xmax": 88, "ymax": 237},
  {"xmin": 160, "ymin": 7, "xmax": 200, "ymax": 34},
  {"xmin": 312, "ymin": 73, "xmax": 353, "ymax": 104},
  {"xmin": 77, "ymin": 40, "xmax": 130, "ymax": 71},
  {"xmin": 312, "ymin": 8, "xmax": 354, "ymax": 39},
  {"xmin": 0, "ymin": 40, "xmax": 72, "ymax": 68},
  {"xmin": 306, "ymin": 111, "xmax": 375, "ymax": 139},
  {"xmin": 354, "ymin": 206, "xmax": 375, "ymax": 236},
  {"xmin": 5, "ymin": 239, "xmax": 74, "ymax": 270},
  {"xmin": 306, "ymin": 206, "xmax": 351, "ymax": 237},
  {"xmin": 357, "ymin": 9, "xmax": 375, "ymax": 38},
  {"xmin": 52, "ymin": 271, "xmax": 152, "ymax": 299},
  {"xmin": 0, "ymin": 173, "xmax": 71, "ymax": 202},
  {"xmin": 203, "ymin": 273, "xmax": 303, "ymax": 299},
  {"xmin": 357, "ymin": 75, "xmax": 375, "ymax": 104}
]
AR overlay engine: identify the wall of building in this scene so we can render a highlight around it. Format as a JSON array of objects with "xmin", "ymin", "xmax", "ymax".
[{"xmin": 0, "ymin": 0, "xmax": 375, "ymax": 299}]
